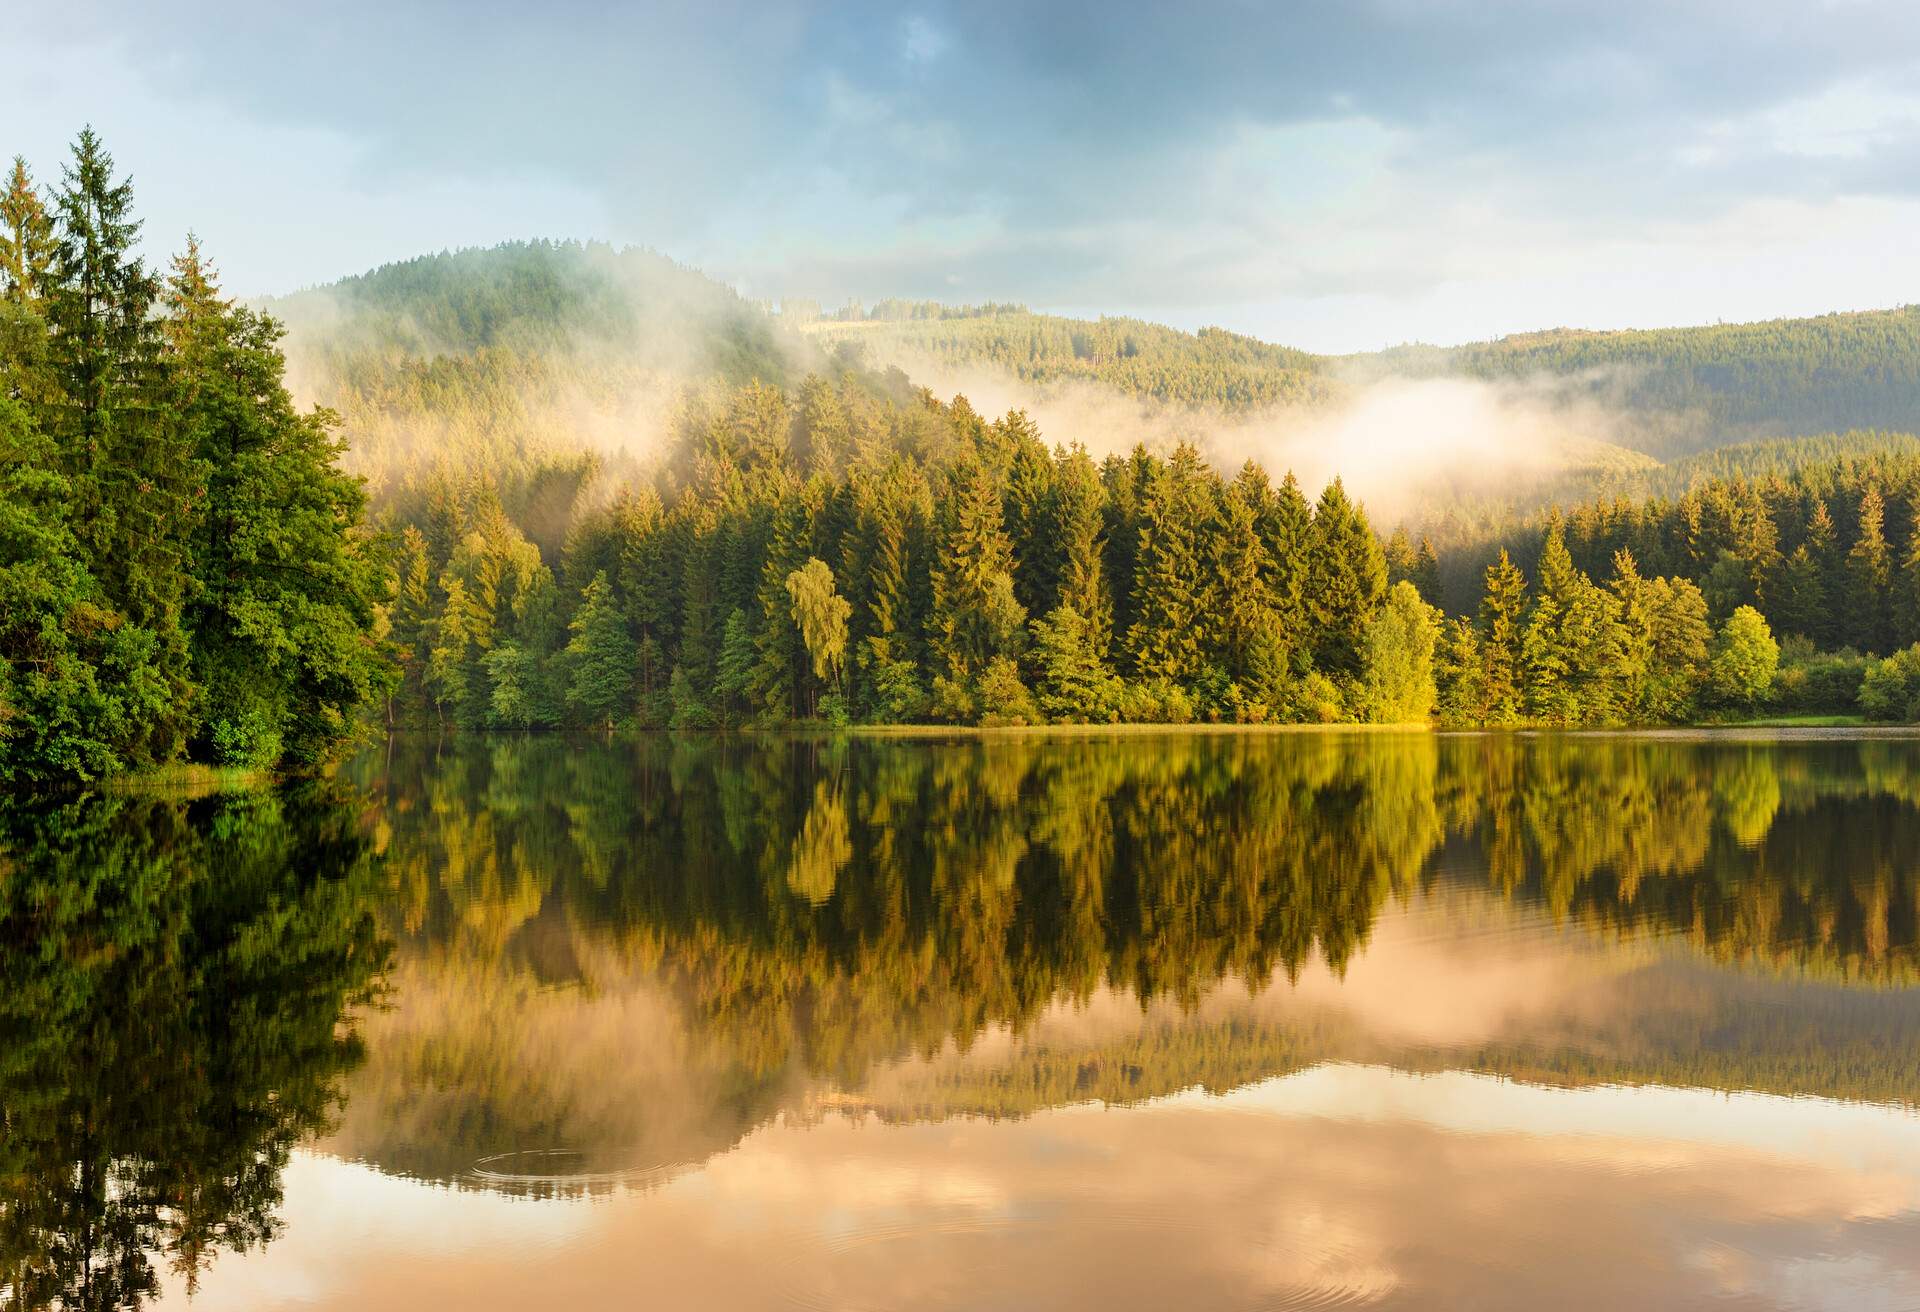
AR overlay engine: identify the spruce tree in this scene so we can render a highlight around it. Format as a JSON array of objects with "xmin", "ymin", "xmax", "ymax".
[
  {"xmin": 1126, "ymin": 444, "xmax": 1214, "ymax": 685},
  {"xmin": 1897, "ymin": 523, "xmax": 1920, "ymax": 650},
  {"xmin": 1847, "ymin": 485, "xmax": 1893, "ymax": 653},
  {"xmin": 1478, "ymin": 549, "xmax": 1528, "ymax": 723},
  {"xmin": 565, "ymin": 571, "xmax": 635, "ymax": 729},
  {"xmin": 1305, "ymin": 478, "xmax": 1386, "ymax": 681},
  {"xmin": 929, "ymin": 456, "xmax": 1025, "ymax": 685},
  {"xmin": 1052, "ymin": 445, "xmax": 1112, "ymax": 657},
  {"xmin": 0, "ymin": 157, "xmax": 54, "ymax": 307},
  {"xmin": 164, "ymin": 239, "xmax": 388, "ymax": 765},
  {"xmin": 42, "ymin": 129, "xmax": 191, "ymax": 758}
]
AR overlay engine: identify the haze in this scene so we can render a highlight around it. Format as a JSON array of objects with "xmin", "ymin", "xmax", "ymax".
[{"xmin": 14, "ymin": 1, "xmax": 1920, "ymax": 351}]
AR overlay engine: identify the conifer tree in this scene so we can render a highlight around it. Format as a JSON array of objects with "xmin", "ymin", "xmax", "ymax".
[
  {"xmin": 1305, "ymin": 478, "xmax": 1386, "ymax": 680},
  {"xmin": 1127, "ymin": 443, "xmax": 1214, "ymax": 685},
  {"xmin": 0, "ymin": 157, "xmax": 54, "ymax": 308},
  {"xmin": 1433, "ymin": 616, "xmax": 1483, "ymax": 725},
  {"xmin": 1523, "ymin": 525, "xmax": 1625, "ymax": 724},
  {"xmin": 565, "ymin": 571, "xmax": 635, "ymax": 729},
  {"xmin": 751, "ymin": 494, "xmax": 811, "ymax": 719},
  {"xmin": 1264, "ymin": 471, "xmax": 1313, "ymax": 646},
  {"xmin": 1478, "ymin": 549, "xmax": 1528, "ymax": 724},
  {"xmin": 929, "ymin": 457, "xmax": 1025, "ymax": 685},
  {"xmin": 1212, "ymin": 481, "xmax": 1281, "ymax": 690},
  {"xmin": 1848, "ymin": 485, "xmax": 1893, "ymax": 652},
  {"xmin": 1897, "ymin": 523, "xmax": 1920, "ymax": 650},
  {"xmin": 163, "ymin": 238, "xmax": 389, "ymax": 765},
  {"xmin": 1052, "ymin": 445, "xmax": 1112, "ymax": 657},
  {"xmin": 42, "ymin": 128, "xmax": 191, "ymax": 757}
]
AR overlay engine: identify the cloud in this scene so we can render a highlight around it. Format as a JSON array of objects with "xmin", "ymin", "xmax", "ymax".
[{"xmin": 15, "ymin": 2, "xmax": 1920, "ymax": 348}]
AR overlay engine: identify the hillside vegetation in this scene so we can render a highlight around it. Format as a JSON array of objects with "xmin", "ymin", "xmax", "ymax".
[{"xmin": 809, "ymin": 299, "xmax": 1920, "ymax": 457}]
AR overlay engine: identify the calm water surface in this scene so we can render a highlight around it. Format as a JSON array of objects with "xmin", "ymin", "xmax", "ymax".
[{"xmin": 5, "ymin": 731, "xmax": 1920, "ymax": 1310}]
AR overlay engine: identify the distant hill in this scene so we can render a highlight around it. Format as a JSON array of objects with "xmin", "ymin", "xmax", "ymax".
[
  {"xmin": 1356, "ymin": 307, "xmax": 1920, "ymax": 455},
  {"xmin": 270, "ymin": 239, "xmax": 800, "ymax": 381},
  {"xmin": 806, "ymin": 308, "xmax": 1339, "ymax": 410},
  {"xmin": 806, "ymin": 299, "xmax": 1920, "ymax": 457}
]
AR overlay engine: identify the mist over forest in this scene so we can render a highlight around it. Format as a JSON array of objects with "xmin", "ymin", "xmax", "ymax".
[{"xmin": 10, "ymin": 143, "xmax": 1920, "ymax": 787}]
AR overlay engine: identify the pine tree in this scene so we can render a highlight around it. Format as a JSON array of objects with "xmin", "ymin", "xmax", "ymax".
[
  {"xmin": 929, "ymin": 457, "xmax": 1025, "ymax": 685},
  {"xmin": 1003, "ymin": 424, "xmax": 1056, "ymax": 618},
  {"xmin": 164, "ymin": 238, "xmax": 389, "ymax": 765},
  {"xmin": 42, "ymin": 128, "xmax": 191, "ymax": 758},
  {"xmin": 1212, "ymin": 482, "xmax": 1281, "ymax": 690},
  {"xmin": 751, "ymin": 494, "xmax": 811, "ymax": 719},
  {"xmin": 1029, "ymin": 605, "xmax": 1123, "ymax": 723},
  {"xmin": 1126, "ymin": 443, "xmax": 1214, "ymax": 685},
  {"xmin": 1897, "ymin": 523, "xmax": 1920, "ymax": 650},
  {"xmin": 1305, "ymin": 478, "xmax": 1386, "ymax": 681},
  {"xmin": 1847, "ymin": 485, "xmax": 1893, "ymax": 653},
  {"xmin": 390, "ymin": 526, "xmax": 434, "ymax": 721},
  {"xmin": 1522, "ymin": 525, "xmax": 1625, "ymax": 724},
  {"xmin": 715, "ymin": 607, "xmax": 755, "ymax": 725},
  {"xmin": 1052, "ymin": 445, "xmax": 1112, "ymax": 657},
  {"xmin": 565, "ymin": 571, "xmax": 635, "ymax": 729},
  {"xmin": 0, "ymin": 157, "xmax": 55, "ymax": 307},
  {"xmin": 1804, "ymin": 496, "xmax": 1842, "ymax": 649},
  {"xmin": 1264, "ymin": 471, "xmax": 1313, "ymax": 648},
  {"xmin": 1433, "ymin": 616, "xmax": 1483, "ymax": 726},
  {"xmin": 1478, "ymin": 549, "xmax": 1528, "ymax": 724}
]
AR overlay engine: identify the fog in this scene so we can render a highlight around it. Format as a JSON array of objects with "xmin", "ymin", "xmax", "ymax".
[{"xmin": 883, "ymin": 349, "xmax": 1657, "ymax": 524}]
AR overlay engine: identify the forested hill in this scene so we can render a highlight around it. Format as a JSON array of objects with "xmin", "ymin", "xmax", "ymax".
[
  {"xmin": 805, "ymin": 307, "xmax": 1339, "ymax": 411},
  {"xmin": 806, "ymin": 298, "xmax": 1920, "ymax": 457},
  {"xmin": 271, "ymin": 240, "xmax": 800, "ymax": 380},
  {"xmin": 1357, "ymin": 306, "xmax": 1920, "ymax": 454}
]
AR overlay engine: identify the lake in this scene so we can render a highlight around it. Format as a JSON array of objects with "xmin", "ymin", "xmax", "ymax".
[{"xmin": 5, "ymin": 730, "xmax": 1920, "ymax": 1310}]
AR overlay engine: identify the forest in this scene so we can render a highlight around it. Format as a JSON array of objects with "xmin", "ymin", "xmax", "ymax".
[
  {"xmin": 0, "ymin": 132, "xmax": 387, "ymax": 784},
  {"xmin": 9, "ymin": 131, "xmax": 1920, "ymax": 790}
]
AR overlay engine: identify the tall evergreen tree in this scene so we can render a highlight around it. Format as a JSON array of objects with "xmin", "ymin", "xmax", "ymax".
[
  {"xmin": 41, "ymin": 128, "xmax": 192, "ymax": 757},
  {"xmin": 1478, "ymin": 549, "xmax": 1528, "ymax": 724},
  {"xmin": 1305, "ymin": 478, "xmax": 1387, "ymax": 681},
  {"xmin": 565, "ymin": 571, "xmax": 634, "ymax": 729},
  {"xmin": 1126, "ymin": 444, "xmax": 1214, "ymax": 685},
  {"xmin": 1052, "ymin": 445, "xmax": 1112, "ymax": 658},
  {"xmin": 929, "ymin": 457, "xmax": 1025, "ymax": 685},
  {"xmin": 1847, "ymin": 485, "xmax": 1893, "ymax": 652},
  {"xmin": 0, "ymin": 157, "xmax": 54, "ymax": 308},
  {"xmin": 164, "ymin": 239, "xmax": 389, "ymax": 765}
]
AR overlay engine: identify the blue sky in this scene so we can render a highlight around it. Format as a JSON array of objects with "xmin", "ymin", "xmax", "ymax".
[{"xmin": 12, "ymin": 0, "xmax": 1920, "ymax": 352}]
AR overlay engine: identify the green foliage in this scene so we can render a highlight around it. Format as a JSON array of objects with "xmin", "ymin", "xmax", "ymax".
[
  {"xmin": 785, "ymin": 557, "xmax": 851, "ymax": 695},
  {"xmin": 1859, "ymin": 644, "xmax": 1920, "ymax": 722},
  {"xmin": 1030, "ymin": 605, "xmax": 1124, "ymax": 723},
  {"xmin": 564, "ymin": 572, "xmax": 634, "ymax": 728},
  {"xmin": 1709, "ymin": 606, "xmax": 1780, "ymax": 709},
  {"xmin": 1358, "ymin": 581, "xmax": 1440, "ymax": 723},
  {"xmin": 0, "ymin": 131, "xmax": 388, "ymax": 787},
  {"xmin": 0, "ymin": 398, "xmax": 168, "ymax": 782}
]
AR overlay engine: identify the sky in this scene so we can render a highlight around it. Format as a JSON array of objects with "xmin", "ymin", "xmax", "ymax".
[{"xmin": 11, "ymin": 0, "xmax": 1920, "ymax": 353}]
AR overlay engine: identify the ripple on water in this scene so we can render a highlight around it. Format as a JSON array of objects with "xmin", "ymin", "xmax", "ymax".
[{"xmin": 773, "ymin": 1197, "xmax": 1396, "ymax": 1311}]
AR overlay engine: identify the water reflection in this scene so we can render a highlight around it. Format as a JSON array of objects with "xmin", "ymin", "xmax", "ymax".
[
  {"xmin": 0, "ymin": 785, "xmax": 388, "ymax": 1309},
  {"xmin": 326, "ymin": 732, "xmax": 1920, "ymax": 1193},
  {"xmin": 6, "ymin": 731, "xmax": 1920, "ymax": 1309}
]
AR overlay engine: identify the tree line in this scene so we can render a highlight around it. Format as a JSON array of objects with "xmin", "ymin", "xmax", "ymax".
[
  {"xmin": 383, "ymin": 383, "xmax": 1446, "ymax": 731},
  {"xmin": 0, "ymin": 130, "xmax": 387, "ymax": 784}
]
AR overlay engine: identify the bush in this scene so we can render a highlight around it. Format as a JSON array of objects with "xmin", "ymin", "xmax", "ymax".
[
  {"xmin": 1859, "ymin": 644, "xmax": 1920, "ymax": 722},
  {"xmin": 1118, "ymin": 677, "xmax": 1196, "ymax": 724},
  {"xmin": 1767, "ymin": 643, "xmax": 1870, "ymax": 715},
  {"xmin": 973, "ymin": 657, "xmax": 1039, "ymax": 726}
]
